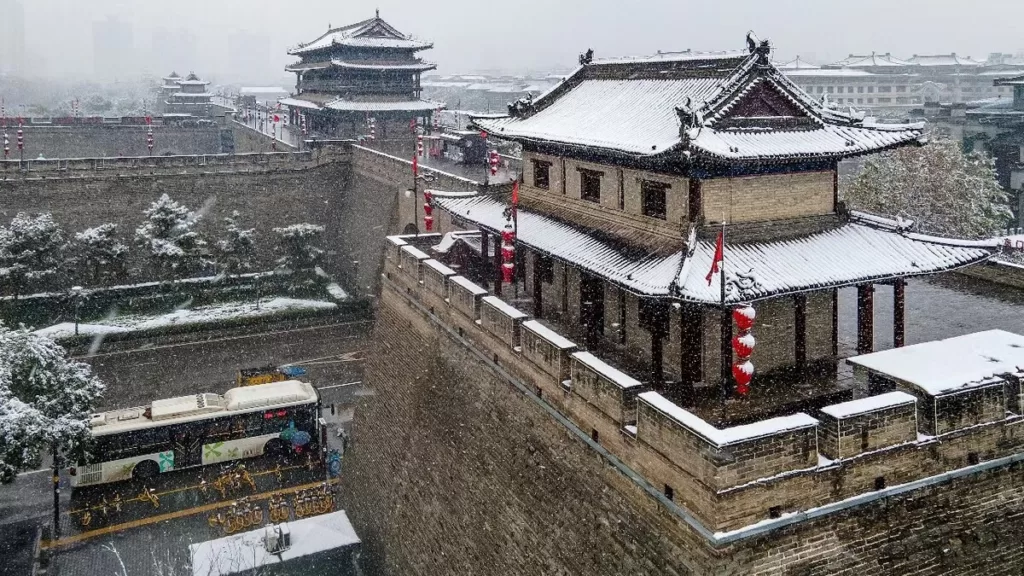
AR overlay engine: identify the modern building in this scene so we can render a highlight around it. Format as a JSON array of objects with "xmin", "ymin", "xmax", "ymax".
[
  {"xmin": 779, "ymin": 52, "xmax": 1024, "ymax": 116},
  {"xmin": 349, "ymin": 34, "xmax": 1024, "ymax": 574},
  {"xmin": 282, "ymin": 12, "xmax": 440, "ymax": 141},
  {"xmin": 0, "ymin": 0, "xmax": 25, "ymax": 76}
]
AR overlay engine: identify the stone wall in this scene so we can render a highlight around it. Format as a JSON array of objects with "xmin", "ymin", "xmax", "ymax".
[
  {"xmin": 343, "ymin": 248, "xmax": 1024, "ymax": 574},
  {"xmin": 11, "ymin": 125, "xmax": 225, "ymax": 159},
  {"xmin": 702, "ymin": 170, "xmax": 835, "ymax": 224}
]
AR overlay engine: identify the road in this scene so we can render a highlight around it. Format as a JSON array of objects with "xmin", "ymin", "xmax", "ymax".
[{"xmin": 79, "ymin": 320, "xmax": 372, "ymax": 410}]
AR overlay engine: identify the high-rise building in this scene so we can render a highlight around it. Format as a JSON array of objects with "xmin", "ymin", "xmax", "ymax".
[
  {"xmin": 0, "ymin": 0, "xmax": 26, "ymax": 75},
  {"xmin": 92, "ymin": 16, "xmax": 136, "ymax": 81}
]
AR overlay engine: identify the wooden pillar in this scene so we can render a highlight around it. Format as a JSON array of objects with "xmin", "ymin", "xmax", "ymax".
[
  {"xmin": 688, "ymin": 179, "xmax": 703, "ymax": 222},
  {"xmin": 679, "ymin": 303, "xmax": 702, "ymax": 400},
  {"xmin": 532, "ymin": 254, "xmax": 543, "ymax": 318},
  {"xmin": 894, "ymin": 278, "xmax": 906, "ymax": 348},
  {"xmin": 479, "ymin": 233, "xmax": 490, "ymax": 291},
  {"xmin": 856, "ymin": 284, "xmax": 874, "ymax": 355},
  {"xmin": 650, "ymin": 331, "xmax": 665, "ymax": 386},
  {"xmin": 720, "ymin": 307, "xmax": 733, "ymax": 398},
  {"xmin": 795, "ymin": 294, "xmax": 808, "ymax": 368},
  {"xmin": 831, "ymin": 288, "xmax": 839, "ymax": 357},
  {"xmin": 493, "ymin": 233, "xmax": 503, "ymax": 297}
]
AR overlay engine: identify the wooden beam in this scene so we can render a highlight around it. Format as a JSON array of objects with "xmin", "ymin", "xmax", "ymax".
[
  {"xmin": 480, "ymin": 233, "xmax": 490, "ymax": 291},
  {"xmin": 679, "ymin": 303, "xmax": 702, "ymax": 399},
  {"xmin": 856, "ymin": 284, "xmax": 874, "ymax": 355},
  {"xmin": 795, "ymin": 294, "xmax": 807, "ymax": 367},
  {"xmin": 532, "ymin": 254, "xmax": 543, "ymax": 318},
  {"xmin": 894, "ymin": 278, "xmax": 906, "ymax": 348}
]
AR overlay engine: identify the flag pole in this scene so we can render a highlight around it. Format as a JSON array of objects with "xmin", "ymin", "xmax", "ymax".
[{"xmin": 719, "ymin": 217, "xmax": 730, "ymax": 402}]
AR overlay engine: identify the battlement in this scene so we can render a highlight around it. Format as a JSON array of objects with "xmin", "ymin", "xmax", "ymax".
[{"xmin": 382, "ymin": 234, "xmax": 1024, "ymax": 537}]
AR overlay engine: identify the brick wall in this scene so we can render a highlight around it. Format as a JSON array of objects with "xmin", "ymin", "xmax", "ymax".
[
  {"xmin": 702, "ymin": 170, "xmax": 834, "ymax": 224},
  {"xmin": 345, "ymin": 266, "xmax": 1024, "ymax": 574},
  {"xmin": 14, "ymin": 125, "xmax": 224, "ymax": 158},
  {"xmin": 818, "ymin": 402, "xmax": 918, "ymax": 460}
]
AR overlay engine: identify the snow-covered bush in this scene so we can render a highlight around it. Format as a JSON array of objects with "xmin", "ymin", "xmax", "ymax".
[
  {"xmin": 135, "ymin": 194, "xmax": 209, "ymax": 282},
  {"xmin": 0, "ymin": 326, "xmax": 104, "ymax": 483},
  {"xmin": 0, "ymin": 213, "xmax": 68, "ymax": 299},
  {"xmin": 273, "ymin": 223, "xmax": 326, "ymax": 294},
  {"xmin": 843, "ymin": 138, "xmax": 1013, "ymax": 239},
  {"xmin": 216, "ymin": 211, "xmax": 256, "ymax": 278},
  {"xmin": 75, "ymin": 223, "xmax": 129, "ymax": 286}
]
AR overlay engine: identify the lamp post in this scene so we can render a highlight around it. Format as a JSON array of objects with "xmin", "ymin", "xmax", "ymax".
[{"xmin": 71, "ymin": 285, "xmax": 83, "ymax": 336}]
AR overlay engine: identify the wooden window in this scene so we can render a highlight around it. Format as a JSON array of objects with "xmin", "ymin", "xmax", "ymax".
[
  {"xmin": 641, "ymin": 180, "xmax": 669, "ymax": 220},
  {"xmin": 532, "ymin": 159, "xmax": 551, "ymax": 189},
  {"xmin": 580, "ymin": 169, "xmax": 602, "ymax": 203}
]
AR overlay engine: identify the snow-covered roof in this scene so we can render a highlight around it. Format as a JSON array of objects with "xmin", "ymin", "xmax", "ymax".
[
  {"xmin": 819, "ymin": 391, "xmax": 917, "ymax": 419},
  {"xmin": 325, "ymin": 99, "xmax": 440, "ymax": 112},
  {"xmin": 278, "ymin": 97, "xmax": 322, "ymax": 111},
  {"xmin": 594, "ymin": 50, "xmax": 748, "ymax": 65},
  {"xmin": 783, "ymin": 68, "xmax": 877, "ymax": 77},
  {"xmin": 433, "ymin": 193, "xmax": 995, "ymax": 303},
  {"xmin": 846, "ymin": 330, "xmax": 1024, "ymax": 396},
  {"xmin": 223, "ymin": 380, "xmax": 318, "ymax": 411},
  {"xmin": 240, "ymin": 86, "xmax": 289, "ymax": 95},
  {"xmin": 640, "ymin": 391, "xmax": 818, "ymax": 447},
  {"xmin": 907, "ymin": 54, "xmax": 985, "ymax": 67},
  {"xmin": 522, "ymin": 320, "xmax": 577, "ymax": 350},
  {"xmin": 774, "ymin": 56, "xmax": 820, "ymax": 70},
  {"xmin": 572, "ymin": 351, "xmax": 643, "ymax": 389},
  {"xmin": 474, "ymin": 37, "xmax": 923, "ymax": 162},
  {"xmin": 830, "ymin": 53, "xmax": 914, "ymax": 68},
  {"xmin": 289, "ymin": 16, "xmax": 431, "ymax": 56},
  {"xmin": 482, "ymin": 295, "xmax": 529, "ymax": 320},
  {"xmin": 189, "ymin": 510, "xmax": 360, "ymax": 576}
]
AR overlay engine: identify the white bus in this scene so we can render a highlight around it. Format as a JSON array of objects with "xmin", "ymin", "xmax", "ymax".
[{"xmin": 71, "ymin": 380, "xmax": 322, "ymax": 488}]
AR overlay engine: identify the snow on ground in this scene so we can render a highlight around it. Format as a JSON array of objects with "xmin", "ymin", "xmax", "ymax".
[{"xmin": 33, "ymin": 298, "xmax": 336, "ymax": 338}]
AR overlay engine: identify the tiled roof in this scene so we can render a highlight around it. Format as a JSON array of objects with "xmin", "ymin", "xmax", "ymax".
[
  {"xmin": 432, "ymin": 193, "xmax": 995, "ymax": 303},
  {"xmin": 325, "ymin": 99, "xmax": 440, "ymax": 112},
  {"xmin": 287, "ymin": 60, "xmax": 436, "ymax": 72},
  {"xmin": 289, "ymin": 16, "xmax": 431, "ymax": 55},
  {"xmin": 830, "ymin": 53, "xmax": 914, "ymax": 68},
  {"xmin": 907, "ymin": 54, "xmax": 985, "ymax": 67},
  {"xmin": 474, "ymin": 37, "xmax": 924, "ymax": 162}
]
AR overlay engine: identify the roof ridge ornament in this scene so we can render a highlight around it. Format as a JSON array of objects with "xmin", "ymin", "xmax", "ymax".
[
  {"xmin": 579, "ymin": 48, "xmax": 594, "ymax": 66},
  {"xmin": 745, "ymin": 31, "xmax": 772, "ymax": 65}
]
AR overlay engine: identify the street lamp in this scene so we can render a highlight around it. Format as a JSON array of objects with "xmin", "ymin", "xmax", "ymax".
[{"xmin": 71, "ymin": 286, "xmax": 83, "ymax": 336}]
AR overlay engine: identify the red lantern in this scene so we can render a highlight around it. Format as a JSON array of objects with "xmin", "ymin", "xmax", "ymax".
[
  {"xmin": 501, "ymin": 229, "xmax": 514, "ymax": 244},
  {"xmin": 732, "ymin": 332, "xmax": 755, "ymax": 359},
  {"xmin": 733, "ymin": 304, "xmax": 756, "ymax": 332},
  {"xmin": 480, "ymin": 130, "xmax": 488, "ymax": 139},
  {"xmin": 501, "ymin": 262, "xmax": 515, "ymax": 283},
  {"xmin": 423, "ymin": 202, "xmax": 433, "ymax": 216},
  {"xmin": 732, "ymin": 360, "xmax": 754, "ymax": 389},
  {"xmin": 423, "ymin": 190, "xmax": 432, "ymax": 203},
  {"xmin": 16, "ymin": 127, "xmax": 23, "ymax": 151},
  {"xmin": 424, "ymin": 215, "xmax": 434, "ymax": 231}
]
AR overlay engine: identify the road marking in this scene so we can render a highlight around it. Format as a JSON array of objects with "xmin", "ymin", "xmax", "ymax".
[
  {"xmin": 75, "ymin": 321, "xmax": 371, "ymax": 359},
  {"xmin": 317, "ymin": 381, "xmax": 363, "ymax": 391},
  {"xmin": 42, "ymin": 478, "xmax": 339, "ymax": 549}
]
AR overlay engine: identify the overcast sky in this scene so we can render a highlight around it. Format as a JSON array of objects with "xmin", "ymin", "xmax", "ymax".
[{"xmin": 18, "ymin": 0, "xmax": 1024, "ymax": 82}]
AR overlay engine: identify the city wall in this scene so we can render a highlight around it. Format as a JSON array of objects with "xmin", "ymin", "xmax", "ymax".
[
  {"xmin": 11, "ymin": 124, "xmax": 226, "ymax": 159},
  {"xmin": 339, "ymin": 237, "xmax": 1024, "ymax": 575}
]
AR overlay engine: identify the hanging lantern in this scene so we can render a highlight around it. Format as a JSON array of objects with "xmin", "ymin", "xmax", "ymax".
[
  {"xmin": 480, "ymin": 130, "xmax": 488, "ymax": 139},
  {"xmin": 733, "ymin": 304, "xmax": 756, "ymax": 332},
  {"xmin": 500, "ymin": 222, "xmax": 515, "ymax": 282},
  {"xmin": 489, "ymin": 149, "xmax": 499, "ymax": 176},
  {"xmin": 3, "ymin": 132, "xmax": 8, "ymax": 159},
  {"xmin": 417, "ymin": 134, "xmax": 424, "ymax": 157},
  {"xmin": 147, "ymin": 127, "xmax": 154, "ymax": 154},
  {"xmin": 732, "ymin": 332, "xmax": 756, "ymax": 359},
  {"xmin": 423, "ymin": 190, "xmax": 434, "ymax": 231},
  {"xmin": 732, "ymin": 360, "xmax": 754, "ymax": 391}
]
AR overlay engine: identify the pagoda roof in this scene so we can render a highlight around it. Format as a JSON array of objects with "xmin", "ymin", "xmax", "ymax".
[
  {"xmin": 774, "ymin": 56, "xmax": 820, "ymax": 70},
  {"xmin": 289, "ymin": 15, "xmax": 432, "ymax": 56},
  {"xmin": 281, "ymin": 94, "xmax": 440, "ymax": 113},
  {"xmin": 431, "ymin": 193, "xmax": 995, "ymax": 304},
  {"xmin": 830, "ymin": 53, "xmax": 914, "ymax": 68},
  {"xmin": 178, "ymin": 73, "xmax": 209, "ymax": 86},
  {"xmin": 907, "ymin": 53, "xmax": 986, "ymax": 67},
  {"xmin": 285, "ymin": 59, "xmax": 436, "ymax": 73},
  {"xmin": 473, "ymin": 34, "xmax": 924, "ymax": 164}
]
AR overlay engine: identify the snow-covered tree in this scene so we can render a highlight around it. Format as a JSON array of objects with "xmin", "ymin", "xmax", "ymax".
[
  {"xmin": 0, "ymin": 326, "xmax": 104, "ymax": 483},
  {"xmin": 135, "ymin": 194, "xmax": 208, "ymax": 282},
  {"xmin": 75, "ymin": 224, "xmax": 129, "ymax": 286},
  {"xmin": 842, "ymin": 138, "xmax": 1013, "ymax": 239},
  {"xmin": 0, "ymin": 213, "xmax": 68, "ymax": 300},
  {"xmin": 273, "ymin": 223, "xmax": 326, "ymax": 293},
  {"xmin": 215, "ymin": 211, "xmax": 256, "ymax": 278}
]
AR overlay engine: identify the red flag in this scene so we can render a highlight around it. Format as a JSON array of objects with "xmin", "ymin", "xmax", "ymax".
[
  {"xmin": 412, "ymin": 153, "xmax": 418, "ymax": 176},
  {"xmin": 705, "ymin": 229, "xmax": 724, "ymax": 285},
  {"xmin": 511, "ymin": 180, "xmax": 519, "ymax": 206}
]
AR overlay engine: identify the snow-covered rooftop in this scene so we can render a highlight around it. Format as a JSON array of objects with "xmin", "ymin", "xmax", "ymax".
[
  {"xmin": 819, "ymin": 391, "xmax": 917, "ymax": 419},
  {"xmin": 278, "ymin": 97, "xmax": 322, "ymax": 111},
  {"xmin": 474, "ymin": 40, "xmax": 923, "ymax": 161},
  {"xmin": 830, "ymin": 53, "xmax": 914, "ymax": 68},
  {"xmin": 907, "ymin": 54, "xmax": 985, "ymax": 67},
  {"xmin": 774, "ymin": 56, "xmax": 821, "ymax": 70},
  {"xmin": 423, "ymin": 259, "xmax": 456, "ymax": 277},
  {"xmin": 289, "ymin": 16, "xmax": 431, "ymax": 55},
  {"xmin": 640, "ymin": 391, "xmax": 817, "ymax": 447},
  {"xmin": 189, "ymin": 510, "xmax": 360, "ymax": 576},
  {"xmin": 223, "ymin": 380, "xmax": 318, "ymax": 412},
  {"xmin": 325, "ymin": 99, "xmax": 440, "ymax": 112},
  {"xmin": 432, "ymin": 193, "xmax": 994, "ymax": 303},
  {"xmin": 846, "ymin": 330, "xmax": 1024, "ymax": 396},
  {"xmin": 401, "ymin": 245, "xmax": 430, "ymax": 260},
  {"xmin": 783, "ymin": 68, "xmax": 877, "ymax": 77},
  {"xmin": 449, "ymin": 275, "xmax": 488, "ymax": 296}
]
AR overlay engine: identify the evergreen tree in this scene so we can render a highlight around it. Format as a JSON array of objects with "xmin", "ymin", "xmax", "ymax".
[
  {"xmin": 0, "ymin": 213, "xmax": 68, "ymax": 300},
  {"xmin": 843, "ymin": 138, "xmax": 1012, "ymax": 239},
  {"xmin": 0, "ymin": 327, "xmax": 104, "ymax": 483},
  {"xmin": 216, "ymin": 211, "xmax": 257, "ymax": 278},
  {"xmin": 75, "ymin": 224, "xmax": 129, "ymax": 286},
  {"xmin": 273, "ymin": 223, "xmax": 326, "ymax": 294},
  {"xmin": 135, "ymin": 194, "xmax": 208, "ymax": 282}
]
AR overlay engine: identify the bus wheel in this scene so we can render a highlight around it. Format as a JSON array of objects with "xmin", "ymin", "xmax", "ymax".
[
  {"xmin": 264, "ymin": 439, "xmax": 291, "ymax": 462},
  {"xmin": 132, "ymin": 460, "xmax": 160, "ymax": 482}
]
